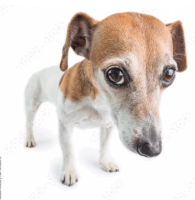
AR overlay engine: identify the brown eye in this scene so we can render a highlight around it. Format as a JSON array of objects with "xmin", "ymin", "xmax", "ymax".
[
  {"xmin": 107, "ymin": 68, "xmax": 124, "ymax": 84},
  {"xmin": 163, "ymin": 68, "xmax": 175, "ymax": 82},
  {"xmin": 162, "ymin": 67, "xmax": 176, "ymax": 87}
]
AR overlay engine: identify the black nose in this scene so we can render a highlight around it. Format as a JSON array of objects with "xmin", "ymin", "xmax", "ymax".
[{"xmin": 137, "ymin": 141, "xmax": 161, "ymax": 157}]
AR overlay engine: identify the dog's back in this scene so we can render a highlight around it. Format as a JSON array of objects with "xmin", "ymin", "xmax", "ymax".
[{"xmin": 25, "ymin": 65, "xmax": 63, "ymax": 106}]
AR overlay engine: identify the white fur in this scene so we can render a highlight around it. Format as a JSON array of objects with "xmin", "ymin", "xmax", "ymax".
[{"xmin": 25, "ymin": 66, "xmax": 118, "ymax": 186}]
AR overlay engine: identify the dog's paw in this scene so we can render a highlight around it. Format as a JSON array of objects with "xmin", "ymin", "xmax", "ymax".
[
  {"xmin": 61, "ymin": 168, "xmax": 78, "ymax": 186},
  {"xmin": 100, "ymin": 161, "xmax": 119, "ymax": 172},
  {"xmin": 26, "ymin": 137, "xmax": 36, "ymax": 148}
]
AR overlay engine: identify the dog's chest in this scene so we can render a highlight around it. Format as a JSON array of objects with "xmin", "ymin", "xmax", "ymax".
[
  {"xmin": 77, "ymin": 95, "xmax": 113, "ymax": 128},
  {"xmin": 61, "ymin": 94, "xmax": 113, "ymax": 129},
  {"xmin": 75, "ymin": 108, "xmax": 112, "ymax": 129}
]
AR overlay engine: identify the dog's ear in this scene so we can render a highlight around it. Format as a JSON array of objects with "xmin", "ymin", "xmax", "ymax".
[
  {"xmin": 60, "ymin": 13, "xmax": 98, "ymax": 71},
  {"xmin": 166, "ymin": 21, "xmax": 187, "ymax": 72}
]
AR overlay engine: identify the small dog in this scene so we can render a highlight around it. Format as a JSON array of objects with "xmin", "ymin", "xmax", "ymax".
[{"xmin": 25, "ymin": 12, "xmax": 187, "ymax": 186}]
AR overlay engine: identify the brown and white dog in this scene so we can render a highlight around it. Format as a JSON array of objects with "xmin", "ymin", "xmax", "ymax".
[{"xmin": 25, "ymin": 12, "xmax": 187, "ymax": 186}]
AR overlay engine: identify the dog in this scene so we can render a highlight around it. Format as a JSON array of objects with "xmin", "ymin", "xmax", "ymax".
[{"xmin": 25, "ymin": 12, "xmax": 187, "ymax": 186}]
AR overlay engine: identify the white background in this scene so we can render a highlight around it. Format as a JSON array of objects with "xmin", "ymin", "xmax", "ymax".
[{"xmin": 1, "ymin": 1, "xmax": 195, "ymax": 200}]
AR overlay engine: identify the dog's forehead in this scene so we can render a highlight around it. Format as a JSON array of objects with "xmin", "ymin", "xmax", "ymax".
[{"xmin": 91, "ymin": 13, "xmax": 173, "ymax": 68}]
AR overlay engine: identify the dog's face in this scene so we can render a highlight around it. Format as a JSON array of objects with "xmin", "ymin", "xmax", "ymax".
[{"xmin": 60, "ymin": 12, "xmax": 187, "ymax": 157}]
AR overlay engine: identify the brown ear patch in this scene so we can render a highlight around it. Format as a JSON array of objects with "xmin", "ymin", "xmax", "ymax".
[
  {"xmin": 59, "ymin": 59, "xmax": 98, "ymax": 101},
  {"xmin": 60, "ymin": 13, "xmax": 97, "ymax": 72},
  {"xmin": 166, "ymin": 21, "xmax": 187, "ymax": 72},
  {"xmin": 60, "ymin": 43, "xmax": 69, "ymax": 72}
]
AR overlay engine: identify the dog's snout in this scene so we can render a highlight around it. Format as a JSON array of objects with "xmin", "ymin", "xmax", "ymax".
[{"xmin": 137, "ymin": 140, "xmax": 161, "ymax": 157}]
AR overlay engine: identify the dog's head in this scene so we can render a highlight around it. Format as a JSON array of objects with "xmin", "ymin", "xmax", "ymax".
[{"xmin": 60, "ymin": 12, "xmax": 187, "ymax": 157}]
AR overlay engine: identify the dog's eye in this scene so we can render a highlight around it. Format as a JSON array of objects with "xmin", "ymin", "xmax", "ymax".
[
  {"xmin": 104, "ymin": 66, "xmax": 131, "ymax": 88},
  {"xmin": 162, "ymin": 67, "xmax": 176, "ymax": 87},
  {"xmin": 164, "ymin": 68, "xmax": 175, "ymax": 82},
  {"xmin": 107, "ymin": 68, "xmax": 124, "ymax": 84}
]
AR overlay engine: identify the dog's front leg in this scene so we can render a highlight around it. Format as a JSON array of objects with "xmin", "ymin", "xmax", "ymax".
[
  {"xmin": 59, "ymin": 121, "xmax": 78, "ymax": 186},
  {"xmin": 99, "ymin": 126, "xmax": 119, "ymax": 172}
]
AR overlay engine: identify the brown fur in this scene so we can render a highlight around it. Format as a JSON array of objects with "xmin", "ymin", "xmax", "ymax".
[
  {"xmin": 59, "ymin": 59, "xmax": 98, "ymax": 101},
  {"xmin": 166, "ymin": 21, "xmax": 187, "ymax": 72},
  {"xmin": 60, "ymin": 13, "xmax": 97, "ymax": 71},
  {"xmin": 90, "ymin": 13, "xmax": 173, "ymax": 69}
]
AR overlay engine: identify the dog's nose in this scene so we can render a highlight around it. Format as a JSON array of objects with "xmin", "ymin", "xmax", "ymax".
[{"xmin": 137, "ymin": 141, "xmax": 161, "ymax": 157}]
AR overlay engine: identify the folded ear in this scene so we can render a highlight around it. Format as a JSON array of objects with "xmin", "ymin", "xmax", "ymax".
[
  {"xmin": 166, "ymin": 21, "xmax": 187, "ymax": 72},
  {"xmin": 60, "ymin": 13, "xmax": 98, "ymax": 71}
]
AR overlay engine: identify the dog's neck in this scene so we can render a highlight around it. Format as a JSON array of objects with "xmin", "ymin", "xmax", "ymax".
[{"xmin": 59, "ymin": 59, "xmax": 99, "ymax": 102}]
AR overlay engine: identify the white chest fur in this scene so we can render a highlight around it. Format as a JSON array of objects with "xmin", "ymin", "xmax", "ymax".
[{"xmin": 57, "ymin": 92, "xmax": 114, "ymax": 129}]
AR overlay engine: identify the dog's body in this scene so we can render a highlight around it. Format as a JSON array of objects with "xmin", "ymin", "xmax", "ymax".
[
  {"xmin": 25, "ymin": 12, "xmax": 187, "ymax": 186},
  {"xmin": 25, "ymin": 64, "xmax": 113, "ymax": 130},
  {"xmin": 25, "ymin": 62, "xmax": 116, "ymax": 186}
]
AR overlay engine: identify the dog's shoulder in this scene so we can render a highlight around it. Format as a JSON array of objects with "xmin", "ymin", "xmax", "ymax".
[{"xmin": 59, "ymin": 59, "xmax": 98, "ymax": 102}]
